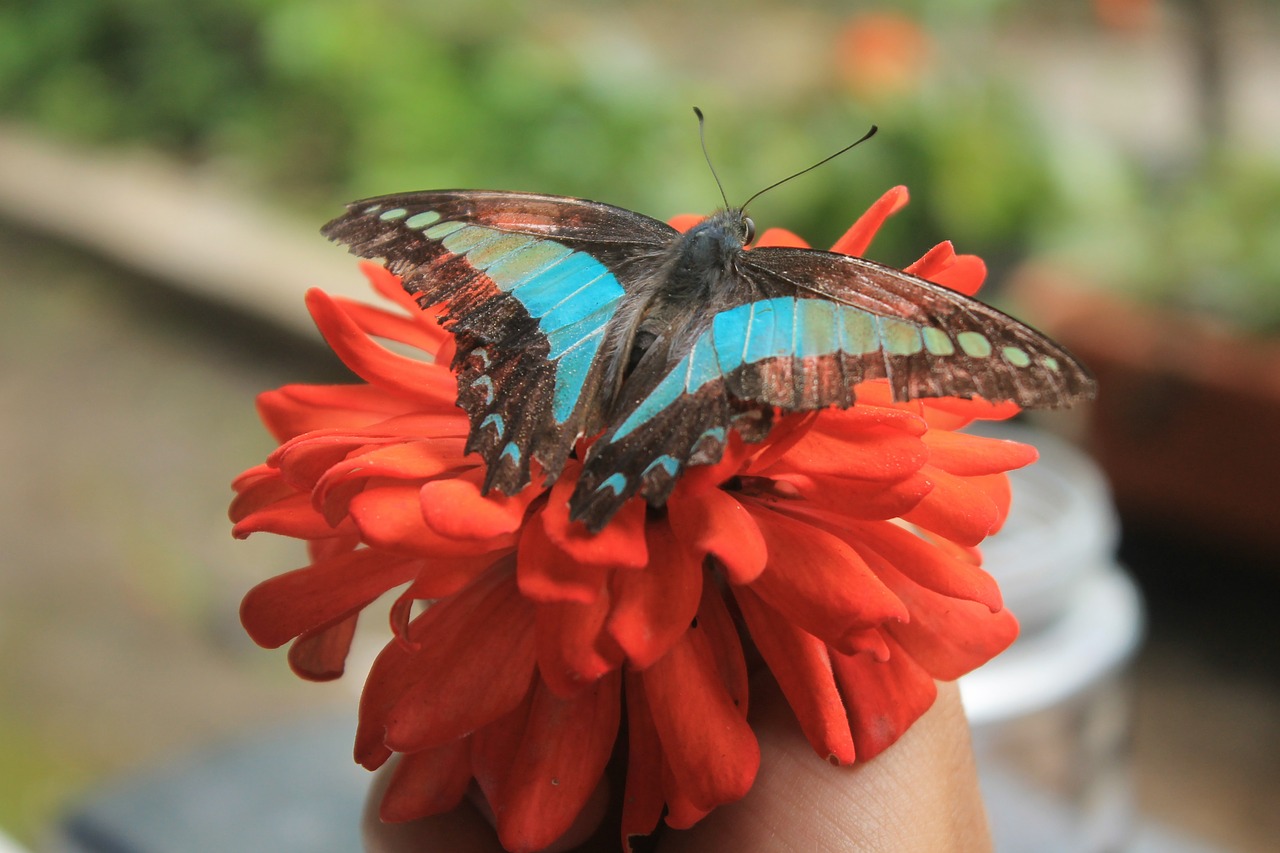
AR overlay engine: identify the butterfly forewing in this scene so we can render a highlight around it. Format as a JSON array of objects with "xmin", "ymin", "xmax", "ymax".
[
  {"xmin": 322, "ymin": 191, "xmax": 676, "ymax": 494},
  {"xmin": 740, "ymin": 249, "xmax": 1096, "ymax": 409}
]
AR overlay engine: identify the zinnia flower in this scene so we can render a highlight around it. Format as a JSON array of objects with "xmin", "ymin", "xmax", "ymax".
[{"xmin": 232, "ymin": 186, "xmax": 1031, "ymax": 852}]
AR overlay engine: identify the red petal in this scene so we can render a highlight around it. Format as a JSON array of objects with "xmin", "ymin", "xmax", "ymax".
[
  {"xmin": 733, "ymin": 586, "xmax": 856, "ymax": 765},
  {"xmin": 843, "ymin": 382, "xmax": 1023, "ymax": 431},
  {"xmin": 229, "ymin": 466, "xmax": 294, "ymax": 518},
  {"xmin": 359, "ymin": 261, "xmax": 430, "ymax": 322},
  {"xmin": 875, "ymin": 558, "xmax": 1020, "ymax": 680},
  {"xmin": 535, "ymin": 593, "xmax": 623, "ymax": 697},
  {"xmin": 675, "ymin": 430, "xmax": 758, "ymax": 496},
  {"xmin": 903, "ymin": 240, "xmax": 957, "ymax": 280},
  {"xmin": 922, "ymin": 430, "xmax": 1038, "ymax": 476},
  {"xmin": 905, "ymin": 241, "xmax": 987, "ymax": 296},
  {"xmin": 470, "ymin": 689, "xmax": 535, "ymax": 806},
  {"xmin": 845, "ymin": 627, "xmax": 892, "ymax": 660},
  {"xmin": 357, "ymin": 636, "xmax": 423, "ymax": 769},
  {"xmin": 830, "ymin": 185, "xmax": 909, "ymax": 257},
  {"xmin": 692, "ymin": 571, "xmax": 749, "ymax": 712},
  {"xmin": 330, "ymin": 295, "xmax": 449, "ymax": 358},
  {"xmin": 607, "ymin": 522, "xmax": 704, "ymax": 669},
  {"xmin": 667, "ymin": 489, "xmax": 766, "ymax": 584},
  {"xmin": 840, "ymin": 518, "xmax": 1003, "ymax": 611},
  {"xmin": 383, "ymin": 570, "xmax": 538, "ymax": 752},
  {"xmin": 667, "ymin": 213, "xmax": 706, "ymax": 233},
  {"xmin": 752, "ymin": 227, "xmax": 810, "ymax": 248},
  {"xmin": 641, "ymin": 626, "xmax": 759, "ymax": 812},
  {"xmin": 355, "ymin": 571, "xmax": 524, "ymax": 763},
  {"xmin": 256, "ymin": 383, "xmax": 421, "ymax": 442},
  {"xmin": 831, "ymin": 635, "xmax": 937, "ymax": 761},
  {"xmin": 763, "ymin": 408, "xmax": 927, "ymax": 481},
  {"xmin": 305, "ymin": 289, "xmax": 458, "ymax": 404},
  {"xmin": 349, "ymin": 483, "xmax": 518, "ymax": 556},
  {"xmin": 661, "ymin": 758, "xmax": 713, "ymax": 830},
  {"xmin": 740, "ymin": 412, "xmax": 819, "ymax": 474},
  {"xmin": 314, "ymin": 438, "xmax": 473, "ymax": 506},
  {"xmin": 239, "ymin": 549, "xmax": 418, "ymax": 648},
  {"xmin": 744, "ymin": 504, "xmax": 908, "ymax": 651},
  {"xmin": 495, "ymin": 673, "xmax": 622, "ymax": 853},
  {"xmin": 621, "ymin": 673, "xmax": 666, "ymax": 846},
  {"xmin": 540, "ymin": 472, "xmax": 649, "ymax": 569},
  {"xmin": 920, "ymin": 396, "xmax": 1023, "ymax": 429},
  {"xmin": 270, "ymin": 414, "xmax": 469, "ymax": 490},
  {"xmin": 269, "ymin": 434, "xmax": 371, "ymax": 492},
  {"xmin": 379, "ymin": 740, "xmax": 472, "ymax": 822},
  {"xmin": 900, "ymin": 467, "xmax": 1006, "ymax": 546},
  {"xmin": 232, "ymin": 492, "xmax": 352, "ymax": 540},
  {"xmin": 420, "ymin": 468, "xmax": 541, "ymax": 539},
  {"xmin": 399, "ymin": 552, "xmax": 501, "ymax": 601},
  {"xmin": 287, "ymin": 614, "xmax": 358, "ymax": 681},
  {"xmin": 764, "ymin": 469, "xmax": 933, "ymax": 521},
  {"xmin": 517, "ymin": 514, "xmax": 609, "ymax": 605},
  {"xmin": 978, "ymin": 472, "xmax": 1013, "ymax": 534}
]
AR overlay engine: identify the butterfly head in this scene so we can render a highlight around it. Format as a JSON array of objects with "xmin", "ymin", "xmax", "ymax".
[{"xmin": 685, "ymin": 208, "xmax": 754, "ymax": 253}]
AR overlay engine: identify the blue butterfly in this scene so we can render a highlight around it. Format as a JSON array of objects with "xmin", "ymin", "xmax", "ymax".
[{"xmin": 323, "ymin": 188, "xmax": 1094, "ymax": 531}]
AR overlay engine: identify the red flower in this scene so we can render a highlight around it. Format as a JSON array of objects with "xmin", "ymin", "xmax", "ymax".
[{"xmin": 233, "ymin": 187, "xmax": 1031, "ymax": 852}]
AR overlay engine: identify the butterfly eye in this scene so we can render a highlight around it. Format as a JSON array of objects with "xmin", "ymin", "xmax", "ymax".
[{"xmin": 743, "ymin": 216, "xmax": 756, "ymax": 245}]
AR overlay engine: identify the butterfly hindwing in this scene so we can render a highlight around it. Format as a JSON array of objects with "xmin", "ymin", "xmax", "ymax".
[{"xmin": 322, "ymin": 191, "xmax": 677, "ymax": 493}]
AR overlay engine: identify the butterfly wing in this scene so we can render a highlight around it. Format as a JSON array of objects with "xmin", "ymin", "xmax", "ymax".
[
  {"xmin": 737, "ymin": 247, "xmax": 1096, "ymax": 408},
  {"xmin": 322, "ymin": 190, "xmax": 678, "ymax": 495},
  {"xmin": 568, "ymin": 246, "xmax": 1095, "ymax": 529}
]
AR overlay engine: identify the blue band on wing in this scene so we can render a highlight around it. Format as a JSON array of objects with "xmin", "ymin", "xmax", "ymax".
[
  {"xmin": 613, "ymin": 296, "xmax": 947, "ymax": 441},
  {"xmin": 416, "ymin": 217, "xmax": 625, "ymax": 425},
  {"xmin": 642, "ymin": 454, "xmax": 680, "ymax": 478}
]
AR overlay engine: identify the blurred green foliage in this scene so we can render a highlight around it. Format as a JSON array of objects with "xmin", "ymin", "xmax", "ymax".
[
  {"xmin": 1037, "ymin": 142, "xmax": 1280, "ymax": 334},
  {"xmin": 0, "ymin": 0, "xmax": 1067, "ymax": 272},
  {"xmin": 3, "ymin": 0, "xmax": 1276, "ymax": 326}
]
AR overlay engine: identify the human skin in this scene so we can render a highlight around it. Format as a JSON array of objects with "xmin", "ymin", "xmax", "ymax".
[{"xmin": 363, "ymin": 680, "xmax": 992, "ymax": 853}]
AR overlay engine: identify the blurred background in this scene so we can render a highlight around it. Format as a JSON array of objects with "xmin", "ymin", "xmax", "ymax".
[{"xmin": 1, "ymin": 0, "xmax": 1277, "ymax": 850}]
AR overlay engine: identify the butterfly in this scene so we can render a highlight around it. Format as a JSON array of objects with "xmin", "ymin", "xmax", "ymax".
[{"xmin": 322, "ymin": 189, "xmax": 1095, "ymax": 531}]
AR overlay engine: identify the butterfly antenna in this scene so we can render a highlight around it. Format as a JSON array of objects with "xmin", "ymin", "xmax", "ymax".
[
  {"xmin": 740, "ymin": 124, "xmax": 878, "ymax": 211},
  {"xmin": 693, "ymin": 107, "xmax": 731, "ymax": 210}
]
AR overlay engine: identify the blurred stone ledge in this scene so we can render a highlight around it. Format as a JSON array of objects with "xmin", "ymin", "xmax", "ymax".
[{"xmin": 0, "ymin": 123, "xmax": 367, "ymax": 339}]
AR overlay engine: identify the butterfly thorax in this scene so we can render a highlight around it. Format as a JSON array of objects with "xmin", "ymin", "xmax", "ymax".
[
  {"xmin": 596, "ymin": 210, "xmax": 754, "ymax": 420},
  {"xmin": 666, "ymin": 209, "xmax": 751, "ymax": 295},
  {"xmin": 640, "ymin": 209, "xmax": 753, "ymax": 347}
]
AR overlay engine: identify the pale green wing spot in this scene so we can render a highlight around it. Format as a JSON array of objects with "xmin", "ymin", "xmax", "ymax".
[
  {"xmin": 922, "ymin": 327, "xmax": 955, "ymax": 356},
  {"xmin": 405, "ymin": 210, "xmax": 441, "ymax": 229},
  {"xmin": 837, "ymin": 308, "xmax": 877, "ymax": 354},
  {"xmin": 379, "ymin": 208, "xmax": 408, "ymax": 221},
  {"xmin": 1002, "ymin": 346, "xmax": 1032, "ymax": 367},
  {"xmin": 485, "ymin": 240, "xmax": 574, "ymax": 290},
  {"xmin": 362, "ymin": 204, "xmax": 383, "ymax": 215},
  {"xmin": 424, "ymin": 220, "xmax": 466, "ymax": 239},
  {"xmin": 795, "ymin": 299, "xmax": 838, "ymax": 358},
  {"xmin": 880, "ymin": 318, "xmax": 924, "ymax": 355},
  {"xmin": 442, "ymin": 225, "xmax": 500, "ymax": 254},
  {"xmin": 1042, "ymin": 356, "xmax": 1061, "ymax": 372},
  {"xmin": 957, "ymin": 331, "xmax": 993, "ymax": 358},
  {"xmin": 466, "ymin": 232, "xmax": 537, "ymax": 269}
]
